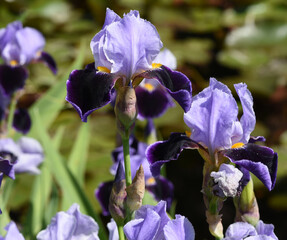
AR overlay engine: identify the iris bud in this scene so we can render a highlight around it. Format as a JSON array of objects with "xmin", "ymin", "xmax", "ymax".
[
  {"xmin": 115, "ymin": 86, "xmax": 137, "ymax": 137},
  {"xmin": 126, "ymin": 165, "xmax": 145, "ymax": 212}
]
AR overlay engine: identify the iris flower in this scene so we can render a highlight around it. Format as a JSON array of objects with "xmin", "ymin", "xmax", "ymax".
[
  {"xmin": 96, "ymin": 136, "xmax": 174, "ymax": 216},
  {"xmin": 0, "ymin": 221, "xmax": 25, "ymax": 240},
  {"xmin": 147, "ymin": 78, "xmax": 277, "ymax": 192},
  {"xmin": 37, "ymin": 203, "xmax": 100, "ymax": 240},
  {"xmin": 66, "ymin": 8, "xmax": 192, "ymax": 122},
  {"xmin": 123, "ymin": 201, "xmax": 195, "ymax": 240},
  {"xmin": 0, "ymin": 21, "xmax": 57, "ymax": 96},
  {"xmin": 223, "ymin": 220, "xmax": 278, "ymax": 240},
  {"xmin": 0, "ymin": 137, "xmax": 44, "ymax": 175}
]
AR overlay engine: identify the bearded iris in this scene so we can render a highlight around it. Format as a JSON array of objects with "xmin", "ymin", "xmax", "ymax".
[
  {"xmin": 66, "ymin": 8, "xmax": 192, "ymax": 122},
  {"xmin": 147, "ymin": 78, "xmax": 277, "ymax": 192}
]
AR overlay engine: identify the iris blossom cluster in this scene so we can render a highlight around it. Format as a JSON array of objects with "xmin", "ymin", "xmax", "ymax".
[
  {"xmin": 66, "ymin": 8, "xmax": 192, "ymax": 123},
  {"xmin": 0, "ymin": 21, "xmax": 57, "ymax": 133},
  {"xmin": 96, "ymin": 136, "xmax": 174, "ymax": 216},
  {"xmin": 147, "ymin": 78, "xmax": 278, "ymax": 194}
]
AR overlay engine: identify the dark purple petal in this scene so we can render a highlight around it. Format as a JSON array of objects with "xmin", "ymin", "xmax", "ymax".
[
  {"xmin": 0, "ymin": 65, "xmax": 28, "ymax": 95},
  {"xmin": 224, "ymin": 143, "xmax": 278, "ymax": 191},
  {"xmin": 66, "ymin": 66, "xmax": 118, "ymax": 122},
  {"xmin": 249, "ymin": 136, "xmax": 266, "ymax": 143},
  {"xmin": 13, "ymin": 108, "xmax": 31, "ymax": 134},
  {"xmin": 95, "ymin": 181, "xmax": 113, "ymax": 216},
  {"xmin": 0, "ymin": 157, "xmax": 15, "ymax": 179},
  {"xmin": 135, "ymin": 65, "xmax": 192, "ymax": 113},
  {"xmin": 146, "ymin": 176, "xmax": 174, "ymax": 210},
  {"xmin": 39, "ymin": 51, "xmax": 57, "ymax": 74},
  {"xmin": 146, "ymin": 133, "xmax": 199, "ymax": 177},
  {"xmin": 237, "ymin": 166, "xmax": 251, "ymax": 193},
  {"xmin": 135, "ymin": 84, "xmax": 173, "ymax": 119},
  {"xmin": 0, "ymin": 86, "xmax": 10, "ymax": 121}
]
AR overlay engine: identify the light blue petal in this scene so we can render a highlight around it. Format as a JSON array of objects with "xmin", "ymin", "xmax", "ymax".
[{"xmin": 184, "ymin": 78, "xmax": 238, "ymax": 152}]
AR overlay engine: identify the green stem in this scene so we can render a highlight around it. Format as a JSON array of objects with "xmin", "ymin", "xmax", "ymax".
[
  {"xmin": 7, "ymin": 93, "xmax": 17, "ymax": 137},
  {"xmin": 117, "ymin": 223, "xmax": 125, "ymax": 240},
  {"xmin": 122, "ymin": 134, "xmax": 132, "ymax": 186}
]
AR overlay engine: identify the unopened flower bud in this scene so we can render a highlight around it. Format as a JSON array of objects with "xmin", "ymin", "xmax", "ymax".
[
  {"xmin": 115, "ymin": 86, "xmax": 137, "ymax": 137},
  {"xmin": 109, "ymin": 162, "xmax": 127, "ymax": 225},
  {"xmin": 126, "ymin": 165, "xmax": 145, "ymax": 212}
]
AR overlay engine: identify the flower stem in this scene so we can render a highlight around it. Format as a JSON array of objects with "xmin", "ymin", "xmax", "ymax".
[
  {"xmin": 122, "ymin": 133, "xmax": 132, "ymax": 187},
  {"xmin": 117, "ymin": 223, "xmax": 125, "ymax": 240},
  {"xmin": 7, "ymin": 93, "xmax": 17, "ymax": 137}
]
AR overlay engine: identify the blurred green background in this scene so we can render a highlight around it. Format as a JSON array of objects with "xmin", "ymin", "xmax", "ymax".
[{"xmin": 0, "ymin": 0, "xmax": 287, "ymax": 239}]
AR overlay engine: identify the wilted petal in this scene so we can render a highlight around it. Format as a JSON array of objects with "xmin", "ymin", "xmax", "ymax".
[
  {"xmin": 0, "ymin": 65, "xmax": 28, "ymax": 95},
  {"xmin": 136, "ymin": 66, "xmax": 192, "ymax": 113},
  {"xmin": 211, "ymin": 163, "xmax": 243, "ymax": 197},
  {"xmin": 163, "ymin": 215, "xmax": 195, "ymax": 240},
  {"xmin": 104, "ymin": 10, "xmax": 162, "ymax": 79},
  {"xmin": 224, "ymin": 144, "xmax": 278, "ymax": 191},
  {"xmin": 39, "ymin": 51, "xmax": 57, "ymax": 74},
  {"xmin": 13, "ymin": 108, "xmax": 31, "ymax": 134},
  {"xmin": 146, "ymin": 133, "xmax": 199, "ymax": 177},
  {"xmin": 124, "ymin": 208, "xmax": 161, "ymax": 240},
  {"xmin": 66, "ymin": 66, "xmax": 118, "ymax": 122},
  {"xmin": 224, "ymin": 222, "xmax": 257, "ymax": 240},
  {"xmin": 95, "ymin": 181, "xmax": 113, "ymax": 216},
  {"xmin": 184, "ymin": 78, "xmax": 238, "ymax": 152}
]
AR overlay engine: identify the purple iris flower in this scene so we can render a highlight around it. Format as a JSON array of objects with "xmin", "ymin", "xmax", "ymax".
[
  {"xmin": 0, "ymin": 221, "xmax": 25, "ymax": 240},
  {"xmin": 123, "ymin": 201, "xmax": 195, "ymax": 240},
  {"xmin": 223, "ymin": 220, "xmax": 278, "ymax": 240},
  {"xmin": 135, "ymin": 49, "xmax": 176, "ymax": 119},
  {"xmin": 36, "ymin": 203, "xmax": 100, "ymax": 240},
  {"xmin": 66, "ymin": 8, "xmax": 192, "ymax": 122},
  {"xmin": 146, "ymin": 78, "xmax": 277, "ymax": 191},
  {"xmin": 0, "ymin": 137, "xmax": 44, "ymax": 175},
  {"xmin": 95, "ymin": 136, "xmax": 174, "ymax": 216},
  {"xmin": 0, "ymin": 21, "xmax": 57, "ymax": 96}
]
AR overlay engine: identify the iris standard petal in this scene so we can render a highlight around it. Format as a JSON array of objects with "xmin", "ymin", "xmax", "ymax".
[
  {"xmin": 136, "ymin": 82, "xmax": 174, "ymax": 119},
  {"xmin": 184, "ymin": 78, "xmax": 238, "ymax": 152},
  {"xmin": 135, "ymin": 65, "xmax": 192, "ymax": 113},
  {"xmin": 163, "ymin": 215, "xmax": 195, "ymax": 240},
  {"xmin": 66, "ymin": 66, "xmax": 119, "ymax": 122},
  {"xmin": 153, "ymin": 48, "xmax": 177, "ymax": 70},
  {"xmin": 0, "ymin": 21, "xmax": 22, "ymax": 52},
  {"xmin": 235, "ymin": 83, "xmax": 256, "ymax": 144},
  {"xmin": 224, "ymin": 144, "xmax": 278, "ymax": 191},
  {"xmin": 255, "ymin": 221, "xmax": 278, "ymax": 240},
  {"xmin": 107, "ymin": 219, "xmax": 119, "ymax": 240},
  {"xmin": 39, "ymin": 51, "xmax": 57, "ymax": 74},
  {"xmin": 0, "ymin": 65, "xmax": 28, "ymax": 95},
  {"xmin": 224, "ymin": 222, "xmax": 257, "ymax": 239},
  {"xmin": 104, "ymin": 11, "xmax": 162, "ymax": 79},
  {"xmin": 146, "ymin": 133, "xmax": 199, "ymax": 177},
  {"xmin": 16, "ymin": 27, "xmax": 45, "ymax": 64},
  {"xmin": 2, "ymin": 221, "xmax": 25, "ymax": 240}
]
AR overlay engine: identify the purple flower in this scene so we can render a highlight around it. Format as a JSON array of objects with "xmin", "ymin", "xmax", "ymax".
[
  {"xmin": 0, "ymin": 137, "xmax": 44, "ymax": 175},
  {"xmin": 36, "ymin": 203, "xmax": 100, "ymax": 240},
  {"xmin": 223, "ymin": 220, "xmax": 278, "ymax": 240},
  {"xmin": 146, "ymin": 78, "xmax": 277, "ymax": 191},
  {"xmin": 0, "ymin": 221, "xmax": 25, "ymax": 240},
  {"xmin": 123, "ymin": 201, "xmax": 195, "ymax": 240},
  {"xmin": 0, "ymin": 21, "xmax": 57, "ymax": 96},
  {"xmin": 66, "ymin": 8, "xmax": 192, "ymax": 122},
  {"xmin": 95, "ymin": 137, "xmax": 174, "ymax": 216},
  {"xmin": 135, "ymin": 49, "xmax": 176, "ymax": 119}
]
